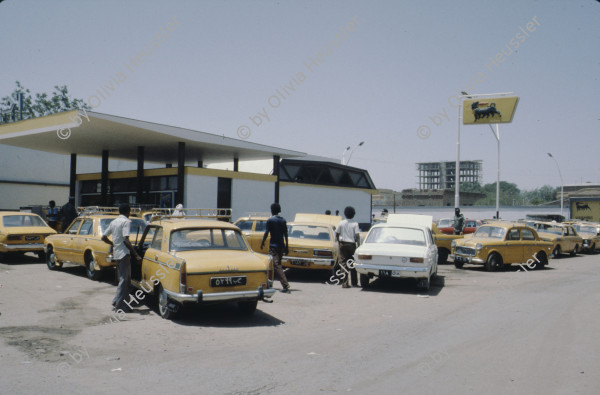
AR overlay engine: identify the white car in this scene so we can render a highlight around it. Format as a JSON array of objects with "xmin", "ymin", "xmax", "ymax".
[{"xmin": 355, "ymin": 214, "xmax": 438, "ymax": 291}]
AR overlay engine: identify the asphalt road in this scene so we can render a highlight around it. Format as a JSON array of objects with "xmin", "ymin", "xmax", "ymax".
[{"xmin": 1, "ymin": 252, "xmax": 599, "ymax": 394}]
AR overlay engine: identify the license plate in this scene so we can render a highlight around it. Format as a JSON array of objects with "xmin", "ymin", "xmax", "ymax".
[
  {"xmin": 380, "ymin": 270, "xmax": 391, "ymax": 277},
  {"xmin": 210, "ymin": 276, "xmax": 247, "ymax": 287},
  {"xmin": 25, "ymin": 236, "xmax": 40, "ymax": 241},
  {"xmin": 391, "ymin": 270, "xmax": 403, "ymax": 277},
  {"xmin": 289, "ymin": 260, "xmax": 309, "ymax": 267}
]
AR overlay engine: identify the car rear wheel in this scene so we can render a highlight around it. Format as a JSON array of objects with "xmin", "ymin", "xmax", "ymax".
[
  {"xmin": 454, "ymin": 260, "xmax": 464, "ymax": 269},
  {"xmin": 85, "ymin": 253, "xmax": 101, "ymax": 281},
  {"xmin": 417, "ymin": 278, "xmax": 430, "ymax": 291},
  {"xmin": 238, "ymin": 300, "xmax": 258, "ymax": 315},
  {"xmin": 570, "ymin": 245, "xmax": 578, "ymax": 257},
  {"xmin": 437, "ymin": 249, "xmax": 449, "ymax": 264},
  {"xmin": 157, "ymin": 284, "xmax": 177, "ymax": 320},
  {"xmin": 553, "ymin": 245, "xmax": 562, "ymax": 258},
  {"xmin": 360, "ymin": 273, "xmax": 369, "ymax": 288},
  {"xmin": 535, "ymin": 252, "xmax": 548, "ymax": 270},
  {"xmin": 485, "ymin": 253, "xmax": 503, "ymax": 272},
  {"xmin": 46, "ymin": 246, "xmax": 62, "ymax": 270}
]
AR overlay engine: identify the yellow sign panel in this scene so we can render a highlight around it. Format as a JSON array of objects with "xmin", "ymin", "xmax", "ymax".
[
  {"xmin": 463, "ymin": 96, "xmax": 519, "ymax": 124},
  {"xmin": 571, "ymin": 200, "xmax": 600, "ymax": 223}
]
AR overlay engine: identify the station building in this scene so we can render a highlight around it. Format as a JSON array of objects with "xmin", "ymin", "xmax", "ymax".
[{"xmin": 0, "ymin": 110, "xmax": 376, "ymax": 227}]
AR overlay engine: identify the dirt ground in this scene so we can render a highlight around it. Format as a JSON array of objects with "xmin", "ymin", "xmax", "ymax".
[{"xmin": 1, "ymin": 252, "xmax": 600, "ymax": 394}]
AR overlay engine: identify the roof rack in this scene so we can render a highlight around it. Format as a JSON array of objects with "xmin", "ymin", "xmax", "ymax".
[
  {"xmin": 77, "ymin": 206, "xmax": 141, "ymax": 216},
  {"xmin": 151, "ymin": 208, "xmax": 232, "ymax": 220},
  {"xmin": 246, "ymin": 212, "xmax": 271, "ymax": 218}
]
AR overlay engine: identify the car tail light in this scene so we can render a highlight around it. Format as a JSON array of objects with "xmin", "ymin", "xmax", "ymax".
[
  {"xmin": 313, "ymin": 249, "xmax": 333, "ymax": 257},
  {"xmin": 179, "ymin": 260, "xmax": 187, "ymax": 293},
  {"xmin": 410, "ymin": 257, "xmax": 424, "ymax": 263},
  {"xmin": 358, "ymin": 254, "xmax": 372, "ymax": 260}
]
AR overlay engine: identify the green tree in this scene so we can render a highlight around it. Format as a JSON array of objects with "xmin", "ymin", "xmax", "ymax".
[{"xmin": 1, "ymin": 81, "xmax": 90, "ymax": 123}]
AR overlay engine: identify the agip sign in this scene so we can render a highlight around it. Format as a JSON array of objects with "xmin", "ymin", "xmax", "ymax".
[
  {"xmin": 463, "ymin": 96, "xmax": 519, "ymax": 124},
  {"xmin": 570, "ymin": 198, "xmax": 600, "ymax": 223}
]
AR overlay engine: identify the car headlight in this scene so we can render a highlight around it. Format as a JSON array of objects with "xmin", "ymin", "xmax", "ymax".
[{"xmin": 476, "ymin": 243, "xmax": 483, "ymax": 251}]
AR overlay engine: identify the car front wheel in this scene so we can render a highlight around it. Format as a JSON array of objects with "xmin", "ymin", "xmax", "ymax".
[
  {"xmin": 46, "ymin": 246, "xmax": 62, "ymax": 270},
  {"xmin": 485, "ymin": 253, "xmax": 503, "ymax": 272},
  {"xmin": 570, "ymin": 245, "xmax": 578, "ymax": 257},
  {"xmin": 553, "ymin": 245, "xmax": 562, "ymax": 258}
]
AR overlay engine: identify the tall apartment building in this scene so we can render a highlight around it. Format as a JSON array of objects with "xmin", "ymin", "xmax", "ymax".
[{"xmin": 417, "ymin": 160, "xmax": 482, "ymax": 190}]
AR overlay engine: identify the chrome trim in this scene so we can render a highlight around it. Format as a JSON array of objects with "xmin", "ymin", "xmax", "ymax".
[
  {"xmin": 451, "ymin": 254, "xmax": 485, "ymax": 264},
  {"xmin": 355, "ymin": 263, "xmax": 429, "ymax": 273},
  {"xmin": 187, "ymin": 270, "xmax": 267, "ymax": 275},
  {"xmin": 164, "ymin": 286, "xmax": 275, "ymax": 303},
  {"xmin": 1, "ymin": 243, "xmax": 45, "ymax": 250},
  {"xmin": 283, "ymin": 256, "xmax": 334, "ymax": 266}
]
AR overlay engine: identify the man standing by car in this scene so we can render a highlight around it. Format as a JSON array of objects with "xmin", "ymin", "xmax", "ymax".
[
  {"xmin": 261, "ymin": 203, "xmax": 290, "ymax": 293},
  {"xmin": 336, "ymin": 206, "xmax": 360, "ymax": 288},
  {"xmin": 453, "ymin": 208, "xmax": 465, "ymax": 235},
  {"xmin": 47, "ymin": 200, "xmax": 59, "ymax": 231},
  {"xmin": 101, "ymin": 203, "xmax": 142, "ymax": 311}
]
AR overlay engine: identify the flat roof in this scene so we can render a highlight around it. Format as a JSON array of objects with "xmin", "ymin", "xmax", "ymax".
[{"xmin": 0, "ymin": 110, "xmax": 305, "ymax": 163}]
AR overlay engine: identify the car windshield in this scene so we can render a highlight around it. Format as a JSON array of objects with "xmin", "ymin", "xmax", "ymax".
[
  {"xmin": 2, "ymin": 215, "xmax": 46, "ymax": 227},
  {"xmin": 170, "ymin": 228, "xmax": 247, "ymax": 251},
  {"xmin": 288, "ymin": 225, "xmax": 331, "ymax": 240},
  {"xmin": 575, "ymin": 225, "xmax": 596, "ymax": 234},
  {"xmin": 537, "ymin": 225, "xmax": 562, "ymax": 235},
  {"xmin": 99, "ymin": 218, "xmax": 147, "ymax": 236},
  {"xmin": 438, "ymin": 219, "xmax": 453, "ymax": 227},
  {"xmin": 474, "ymin": 226, "xmax": 506, "ymax": 239},
  {"xmin": 366, "ymin": 227, "xmax": 426, "ymax": 246}
]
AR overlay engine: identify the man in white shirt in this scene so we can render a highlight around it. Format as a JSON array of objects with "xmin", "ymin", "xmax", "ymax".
[
  {"xmin": 336, "ymin": 206, "xmax": 360, "ymax": 288},
  {"xmin": 102, "ymin": 203, "xmax": 142, "ymax": 312}
]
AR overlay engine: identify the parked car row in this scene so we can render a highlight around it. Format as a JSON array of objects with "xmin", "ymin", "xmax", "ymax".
[{"xmin": 3, "ymin": 206, "xmax": 598, "ymax": 321}]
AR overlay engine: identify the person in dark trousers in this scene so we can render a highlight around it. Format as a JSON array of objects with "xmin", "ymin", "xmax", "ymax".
[
  {"xmin": 336, "ymin": 206, "xmax": 360, "ymax": 288},
  {"xmin": 101, "ymin": 203, "xmax": 142, "ymax": 311},
  {"xmin": 260, "ymin": 203, "xmax": 290, "ymax": 293},
  {"xmin": 47, "ymin": 200, "xmax": 59, "ymax": 230},
  {"xmin": 453, "ymin": 208, "xmax": 465, "ymax": 235},
  {"xmin": 60, "ymin": 198, "xmax": 78, "ymax": 232}
]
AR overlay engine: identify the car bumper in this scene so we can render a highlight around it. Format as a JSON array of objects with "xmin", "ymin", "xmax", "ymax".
[
  {"xmin": 1, "ymin": 243, "xmax": 45, "ymax": 252},
  {"xmin": 282, "ymin": 256, "xmax": 335, "ymax": 268},
  {"xmin": 165, "ymin": 286, "xmax": 276, "ymax": 303},
  {"xmin": 450, "ymin": 254, "xmax": 485, "ymax": 264},
  {"xmin": 355, "ymin": 263, "xmax": 430, "ymax": 279}
]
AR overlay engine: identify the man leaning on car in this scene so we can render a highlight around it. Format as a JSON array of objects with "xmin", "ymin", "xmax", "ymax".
[{"xmin": 101, "ymin": 203, "xmax": 142, "ymax": 312}]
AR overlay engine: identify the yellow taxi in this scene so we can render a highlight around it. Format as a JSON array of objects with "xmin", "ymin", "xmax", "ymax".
[
  {"xmin": 233, "ymin": 213, "xmax": 271, "ymax": 254},
  {"xmin": 569, "ymin": 222, "xmax": 600, "ymax": 253},
  {"xmin": 44, "ymin": 207, "xmax": 147, "ymax": 280},
  {"xmin": 530, "ymin": 222, "xmax": 583, "ymax": 257},
  {"xmin": 432, "ymin": 223, "xmax": 463, "ymax": 264},
  {"xmin": 451, "ymin": 222, "xmax": 553, "ymax": 271},
  {"xmin": 282, "ymin": 213, "xmax": 342, "ymax": 271},
  {"xmin": 132, "ymin": 209, "xmax": 275, "ymax": 319},
  {"xmin": 0, "ymin": 211, "xmax": 57, "ymax": 261}
]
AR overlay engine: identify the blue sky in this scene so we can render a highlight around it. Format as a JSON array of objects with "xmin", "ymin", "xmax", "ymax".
[{"xmin": 1, "ymin": 0, "xmax": 598, "ymax": 191}]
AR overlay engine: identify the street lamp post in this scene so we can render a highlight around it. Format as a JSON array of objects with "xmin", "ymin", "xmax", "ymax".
[
  {"xmin": 341, "ymin": 146, "xmax": 351, "ymax": 165},
  {"xmin": 346, "ymin": 141, "xmax": 365, "ymax": 166},
  {"xmin": 548, "ymin": 153, "xmax": 564, "ymax": 218}
]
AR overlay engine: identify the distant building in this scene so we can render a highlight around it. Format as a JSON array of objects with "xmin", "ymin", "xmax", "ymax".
[{"xmin": 417, "ymin": 160, "xmax": 482, "ymax": 190}]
